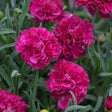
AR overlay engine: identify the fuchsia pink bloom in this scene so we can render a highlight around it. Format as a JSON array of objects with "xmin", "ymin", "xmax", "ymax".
[
  {"xmin": 0, "ymin": 90, "xmax": 27, "ymax": 112},
  {"xmin": 105, "ymin": 94, "xmax": 112, "ymax": 111},
  {"xmin": 15, "ymin": 27, "xmax": 61, "ymax": 69},
  {"xmin": 53, "ymin": 14, "xmax": 94, "ymax": 60},
  {"xmin": 46, "ymin": 59, "xmax": 89, "ymax": 111},
  {"xmin": 75, "ymin": 0, "xmax": 112, "ymax": 18},
  {"xmin": 29, "ymin": 0, "xmax": 66, "ymax": 23}
]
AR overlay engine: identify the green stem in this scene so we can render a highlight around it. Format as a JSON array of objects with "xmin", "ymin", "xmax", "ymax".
[
  {"xmin": 99, "ymin": 76, "xmax": 110, "ymax": 96},
  {"xmin": 16, "ymin": 19, "xmax": 19, "ymax": 37},
  {"xmin": 92, "ymin": 11, "xmax": 98, "ymax": 23},
  {"xmin": 12, "ymin": 78, "xmax": 16, "ymax": 94}
]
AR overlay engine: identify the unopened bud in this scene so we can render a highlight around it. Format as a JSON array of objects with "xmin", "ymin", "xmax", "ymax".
[
  {"xmin": 40, "ymin": 109, "xmax": 49, "ymax": 112},
  {"xmin": 98, "ymin": 34, "xmax": 106, "ymax": 43},
  {"xmin": 14, "ymin": 8, "xmax": 21, "ymax": 19}
]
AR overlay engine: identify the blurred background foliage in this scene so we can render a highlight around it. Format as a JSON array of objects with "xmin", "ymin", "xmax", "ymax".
[{"xmin": 0, "ymin": 0, "xmax": 112, "ymax": 112}]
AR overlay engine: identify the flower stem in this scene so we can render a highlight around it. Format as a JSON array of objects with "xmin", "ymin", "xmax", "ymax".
[{"xmin": 99, "ymin": 76, "xmax": 110, "ymax": 96}]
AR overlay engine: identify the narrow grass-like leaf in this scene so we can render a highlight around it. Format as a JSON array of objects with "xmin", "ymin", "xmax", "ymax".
[
  {"xmin": 5, "ymin": 4, "xmax": 13, "ymax": 29},
  {"xmin": 10, "ymin": 110, "xmax": 15, "ymax": 112},
  {"xmin": 99, "ymin": 72, "xmax": 112, "ymax": 77},
  {"xmin": 18, "ymin": 81, "xmax": 23, "ymax": 90},
  {"xmin": 93, "ymin": 96, "xmax": 103, "ymax": 112},
  {"xmin": 29, "ymin": 90, "xmax": 34, "ymax": 112},
  {"xmin": 10, "ymin": 0, "xmax": 15, "ymax": 7},
  {"xmin": 94, "ymin": 49, "xmax": 106, "ymax": 72},
  {"xmin": 87, "ymin": 47, "xmax": 95, "ymax": 68},
  {"xmin": 64, "ymin": 105, "xmax": 86, "ymax": 112},
  {"xmin": 109, "ymin": 87, "xmax": 112, "ymax": 96},
  {"xmin": 0, "ymin": 29, "xmax": 16, "ymax": 34},
  {"xmin": 70, "ymin": 91, "xmax": 77, "ymax": 105},
  {"xmin": 33, "ymin": 70, "xmax": 39, "ymax": 98},
  {"xmin": 86, "ymin": 94, "xmax": 97, "ymax": 101},
  {"xmin": 0, "ymin": 43, "xmax": 15, "ymax": 51},
  {"xmin": 10, "ymin": 50, "xmax": 19, "ymax": 58},
  {"xmin": 5, "ymin": 55, "xmax": 19, "ymax": 71},
  {"xmin": 11, "ymin": 70, "xmax": 21, "ymax": 78},
  {"xmin": 23, "ymin": 90, "xmax": 30, "ymax": 98},
  {"xmin": 18, "ymin": 0, "xmax": 31, "ymax": 30},
  {"xmin": 43, "ymin": 92, "xmax": 49, "ymax": 108},
  {"xmin": 0, "ymin": 17, "xmax": 7, "ymax": 24},
  {"xmin": 0, "ymin": 67, "xmax": 12, "ymax": 86},
  {"xmin": 108, "ymin": 55, "xmax": 112, "ymax": 72},
  {"xmin": 0, "ymin": 35, "xmax": 6, "ymax": 44},
  {"xmin": 39, "ymin": 23, "xmax": 42, "ymax": 27},
  {"xmin": 68, "ymin": 99, "xmax": 72, "ymax": 107},
  {"xmin": 79, "ymin": 105, "xmax": 93, "ymax": 112},
  {"xmin": 37, "ymin": 103, "xmax": 40, "ymax": 112}
]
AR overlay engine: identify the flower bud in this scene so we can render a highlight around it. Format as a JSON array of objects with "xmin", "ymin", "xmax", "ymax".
[
  {"xmin": 40, "ymin": 109, "xmax": 49, "ymax": 112},
  {"xmin": 98, "ymin": 34, "xmax": 106, "ymax": 43},
  {"xmin": 14, "ymin": 8, "xmax": 21, "ymax": 19}
]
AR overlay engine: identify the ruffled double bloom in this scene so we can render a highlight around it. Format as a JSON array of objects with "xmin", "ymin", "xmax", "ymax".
[
  {"xmin": 105, "ymin": 94, "xmax": 112, "ymax": 111},
  {"xmin": 46, "ymin": 59, "xmax": 90, "ymax": 110},
  {"xmin": 54, "ymin": 14, "xmax": 94, "ymax": 60},
  {"xmin": 75, "ymin": 0, "xmax": 112, "ymax": 18},
  {"xmin": 0, "ymin": 90, "xmax": 27, "ymax": 112},
  {"xmin": 16, "ymin": 27, "xmax": 62, "ymax": 69},
  {"xmin": 29, "ymin": 0, "xmax": 66, "ymax": 23}
]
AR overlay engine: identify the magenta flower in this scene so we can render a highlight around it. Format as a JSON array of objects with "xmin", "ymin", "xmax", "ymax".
[
  {"xmin": 15, "ymin": 27, "xmax": 62, "ymax": 69},
  {"xmin": 53, "ymin": 14, "xmax": 94, "ymax": 60},
  {"xmin": 75, "ymin": 0, "xmax": 93, "ymax": 6},
  {"xmin": 0, "ymin": 90, "xmax": 27, "ymax": 112},
  {"xmin": 46, "ymin": 59, "xmax": 90, "ymax": 111},
  {"xmin": 75, "ymin": 0, "xmax": 112, "ymax": 18},
  {"xmin": 29, "ymin": 0, "xmax": 66, "ymax": 23},
  {"xmin": 105, "ymin": 94, "xmax": 112, "ymax": 111}
]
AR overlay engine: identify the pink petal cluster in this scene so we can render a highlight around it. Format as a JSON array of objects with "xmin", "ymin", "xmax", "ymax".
[
  {"xmin": 0, "ymin": 90, "xmax": 27, "ymax": 112},
  {"xmin": 46, "ymin": 59, "xmax": 89, "ymax": 111},
  {"xmin": 53, "ymin": 14, "xmax": 94, "ymax": 60},
  {"xmin": 105, "ymin": 94, "xmax": 112, "ymax": 111},
  {"xmin": 15, "ymin": 27, "xmax": 62, "ymax": 69},
  {"xmin": 75, "ymin": 0, "xmax": 112, "ymax": 18},
  {"xmin": 29, "ymin": 0, "xmax": 66, "ymax": 23},
  {"xmin": 75, "ymin": 0, "xmax": 93, "ymax": 6}
]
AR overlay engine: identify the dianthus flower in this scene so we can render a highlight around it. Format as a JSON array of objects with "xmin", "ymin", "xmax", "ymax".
[
  {"xmin": 29, "ymin": 0, "xmax": 66, "ymax": 23},
  {"xmin": 0, "ymin": 90, "xmax": 27, "ymax": 112},
  {"xmin": 46, "ymin": 59, "xmax": 89, "ymax": 111},
  {"xmin": 105, "ymin": 94, "xmax": 112, "ymax": 111},
  {"xmin": 15, "ymin": 27, "xmax": 62, "ymax": 69},
  {"xmin": 53, "ymin": 14, "xmax": 94, "ymax": 60},
  {"xmin": 75, "ymin": 0, "xmax": 112, "ymax": 18}
]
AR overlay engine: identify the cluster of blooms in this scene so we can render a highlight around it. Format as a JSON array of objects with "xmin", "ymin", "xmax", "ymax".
[
  {"xmin": 53, "ymin": 14, "xmax": 94, "ymax": 60},
  {"xmin": 29, "ymin": 0, "xmax": 66, "ymax": 23},
  {"xmin": 16, "ymin": 27, "xmax": 61, "ymax": 69},
  {"xmin": 75, "ymin": 0, "xmax": 112, "ymax": 18},
  {"xmin": 46, "ymin": 59, "xmax": 90, "ymax": 110},
  {"xmin": 0, "ymin": 90, "xmax": 27, "ymax": 112},
  {"xmin": 15, "ymin": 0, "xmax": 98, "ymax": 111},
  {"xmin": 15, "ymin": 14, "xmax": 94, "ymax": 69},
  {"xmin": 105, "ymin": 95, "xmax": 112, "ymax": 111}
]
